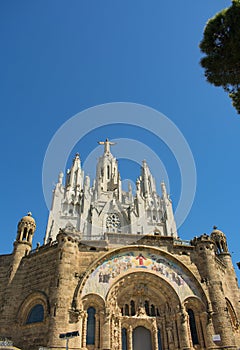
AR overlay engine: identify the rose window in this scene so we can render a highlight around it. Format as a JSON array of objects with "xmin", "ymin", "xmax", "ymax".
[{"xmin": 106, "ymin": 214, "xmax": 121, "ymax": 230}]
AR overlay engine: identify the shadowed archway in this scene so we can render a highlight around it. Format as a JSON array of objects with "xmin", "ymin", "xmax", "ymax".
[{"xmin": 133, "ymin": 326, "xmax": 152, "ymax": 350}]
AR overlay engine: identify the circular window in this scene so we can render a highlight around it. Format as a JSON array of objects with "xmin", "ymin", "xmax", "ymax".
[{"xmin": 106, "ymin": 214, "xmax": 121, "ymax": 230}]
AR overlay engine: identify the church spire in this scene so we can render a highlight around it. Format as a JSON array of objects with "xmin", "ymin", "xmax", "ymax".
[
  {"xmin": 66, "ymin": 153, "xmax": 82, "ymax": 188},
  {"xmin": 64, "ymin": 153, "xmax": 84, "ymax": 203},
  {"xmin": 44, "ymin": 139, "xmax": 178, "ymax": 242},
  {"xmin": 161, "ymin": 181, "xmax": 177, "ymax": 237},
  {"xmin": 95, "ymin": 139, "xmax": 120, "ymax": 197},
  {"xmin": 141, "ymin": 160, "xmax": 156, "ymax": 198}
]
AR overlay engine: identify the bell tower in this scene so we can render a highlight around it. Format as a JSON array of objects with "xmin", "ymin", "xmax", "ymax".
[
  {"xmin": 15, "ymin": 212, "xmax": 36, "ymax": 247},
  {"xmin": 9, "ymin": 213, "xmax": 36, "ymax": 283}
]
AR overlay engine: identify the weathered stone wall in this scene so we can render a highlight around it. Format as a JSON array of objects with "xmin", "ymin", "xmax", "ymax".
[{"xmin": 0, "ymin": 233, "xmax": 239, "ymax": 350}]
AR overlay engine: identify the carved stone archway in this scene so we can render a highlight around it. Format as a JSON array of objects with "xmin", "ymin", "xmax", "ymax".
[
  {"xmin": 76, "ymin": 247, "xmax": 210, "ymax": 350},
  {"xmin": 105, "ymin": 271, "xmax": 189, "ymax": 350}
]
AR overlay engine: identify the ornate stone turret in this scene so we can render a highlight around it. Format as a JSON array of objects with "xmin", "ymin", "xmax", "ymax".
[
  {"xmin": 192, "ymin": 231, "xmax": 236, "ymax": 348},
  {"xmin": 9, "ymin": 213, "xmax": 36, "ymax": 283},
  {"xmin": 16, "ymin": 212, "xmax": 36, "ymax": 246},
  {"xmin": 210, "ymin": 226, "xmax": 228, "ymax": 254},
  {"xmin": 210, "ymin": 226, "xmax": 240, "ymax": 327}
]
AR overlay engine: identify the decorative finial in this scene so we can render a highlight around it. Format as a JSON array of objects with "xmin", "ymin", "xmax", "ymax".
[
  {"xmin": 98, "ymin": 138, "xmax": 116, "ymax": 153},
  {"xmin": 213, "ymin": 225, "xmax": 217, "ymax": 230},
  {"xmin": 27, "ymin": 212, "xmax": 32, "ymax": 217}
]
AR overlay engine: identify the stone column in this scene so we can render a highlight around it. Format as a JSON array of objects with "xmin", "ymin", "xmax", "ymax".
[
  {"xmin": 82, "ymin": 312, "xmax": 87, "ymax": 349},
  {"xmin": 165, "ymin": 314, "xmax": 176, "ymax": 350},
  {"xmin": 152, "ymin": 322, "xmax": 158, "ymax": 350},
  {"xmin": 111, "ymin": 318, "xmax": 121, "ymax": 350},
  {"xmin": 157, "ymin": 323, "xmax": 165, "ymax": 350},
  {"xmin": 194, "ymin": 313, "xmax": 204, "ymax": 349},
  {"xmin": 200, "ymin": 311, "xmax": 216, "ymax": 349},
  {"xmin": 166, "ymin": 326, "xmax": 175, "ymax": 350},
  {"xmin": 118, "ymin": 318, "xmax": 122, "ymax": 350},
  {"xmin": 176, "ymin": 310, "xmax": 191, "ymax": 350},
  {"xmin": 173, "ymin": 317, "xmax": 180, "ymax": 349},
  {"xmin": 102, "ymin": 310, "xmax": 111, "ymax": 350},
  {"xmin": 127, "ymin": 325, "xmax": 133, "ymax": 350},
  {"xmin": 199, "ymin": 312, "xmax": 214, "ymax": 348},
  {"xmin": 161, "ymin": 319, "xmax": 168, "ymax": 349},
  {"xmin": 99, "ymin": 310, "xmax": 105, "ymax": 349},
  {"xmin": 77, "ymin": 314, "xmax": 83, "ymax": 350},
  {"xmin": 95, "ymin": 314, "xmax": 100, "ymax": 349}
]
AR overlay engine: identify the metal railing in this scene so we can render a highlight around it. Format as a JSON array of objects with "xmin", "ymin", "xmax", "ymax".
[
  {"xmin": 0, "ymin": 340, "xmax": 13, "ymax": 346},
  {"xmin": 173, "ymin": 239, "xmax": 192, "ymax": 246}
]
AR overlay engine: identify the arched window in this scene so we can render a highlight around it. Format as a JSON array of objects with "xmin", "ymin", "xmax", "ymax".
[
  {"xmin": 226, "ymin": 298, "xmax": 238, "ymax": 330},
  {"xmin": 131, "ymin": 300, "xmax": 135, "ymax": 316},
  {"xmin": 125, "ymin": 304, "xmax": 129, "ymax": 316},
  {"xmin": 27, "ymin": 229, "xmax": 33, "ymax": 242},
  {"xmin": 145, "ymin": 300, "xmax": 150, "ymax": 316},
  {"xmin": 74, "ymin": 171, "xmax": 77, "ymax": 186},
  {"xmin": 122, "ymin": 328, "xmax": 127, "ymax": 350},
  {"xmin": 86, "ymin": 307, "xmax": 96, "ymax": 345},
  {"xmin": 187, "ymin": 309, "xmax": 199, "ymax": 345},
  {"xmin": 23, "ymin": 227, "xmax": 28, "ymax": 240},
  {"xmin": 26, "ymin": 304, "xmax": 44, "ymax": 324},
  {"xmin": 151, "ymin": 304, "xmax": 156, "ymax": 316},
  {"xmin": 216, "ymin": 241, "xmax": 222, "ymax": 254}
]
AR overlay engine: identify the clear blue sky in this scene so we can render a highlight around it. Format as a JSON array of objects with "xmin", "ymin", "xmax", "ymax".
[{"xmin": 1, "ymin": 1, "xmax": 240, "ymax": 278}]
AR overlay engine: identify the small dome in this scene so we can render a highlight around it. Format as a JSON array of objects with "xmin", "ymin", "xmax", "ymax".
[
  {"xmin": 210, "ymin": 226, "xmax": 228, "ymax": 253},
  {"xmin": 20, "ymin": 212, "xmax": 36, "ymax": 224},
  {"xmin": 210, "ymin": 226, "xmax": 225, "ymax": 239},
  {"xmin": 16, "ymin": 212, "xmax": 36, "ymax": 245}
]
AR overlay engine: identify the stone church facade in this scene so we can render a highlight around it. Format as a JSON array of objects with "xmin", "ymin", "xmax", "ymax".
[{"xmin": 0, "ymin": 139, "xmax": 240, "ymax": 350}]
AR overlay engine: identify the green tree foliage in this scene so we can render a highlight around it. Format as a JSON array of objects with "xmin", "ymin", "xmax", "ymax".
[{"xmin": 200, "ymin": 0, "xmax": 240, "ymax": 113}]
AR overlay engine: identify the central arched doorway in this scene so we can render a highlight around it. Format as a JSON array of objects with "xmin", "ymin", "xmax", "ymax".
[{"xmin": 133, "ymin": 326, "xmax": 152, "ymax": 350}]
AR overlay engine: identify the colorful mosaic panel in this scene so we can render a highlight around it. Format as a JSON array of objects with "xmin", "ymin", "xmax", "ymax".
[{"xmin": 82, "ymin": 250, "xmax": 200, "ymax": 301}]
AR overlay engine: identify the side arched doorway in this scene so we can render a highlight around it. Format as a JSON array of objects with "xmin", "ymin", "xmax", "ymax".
[{"xmin": 133, "ymin": 326, "xmax": 152, "ymax": 350}]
